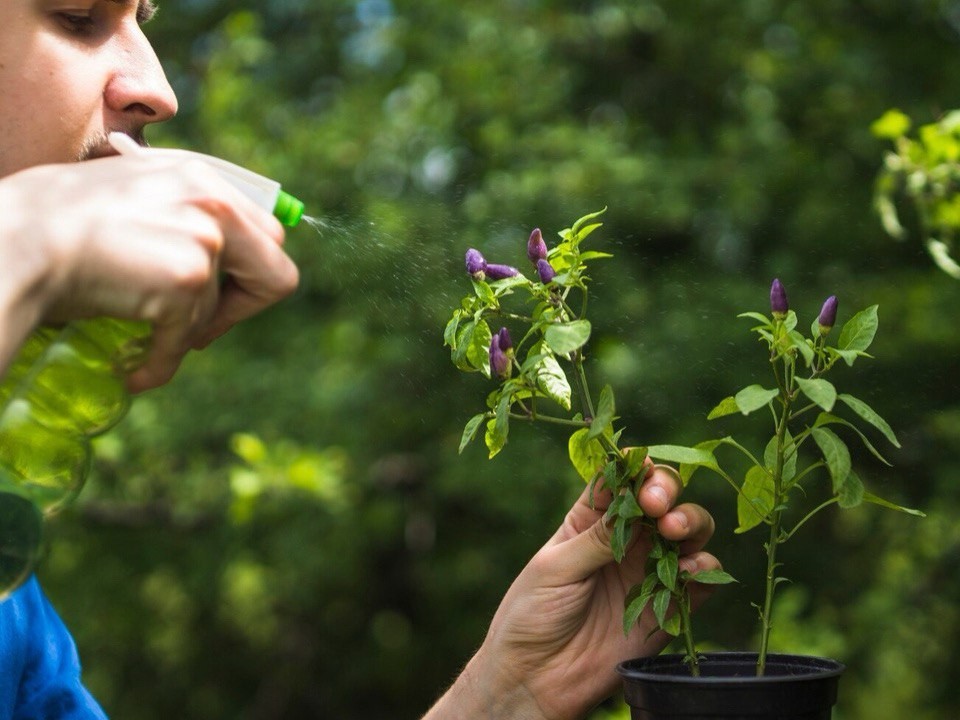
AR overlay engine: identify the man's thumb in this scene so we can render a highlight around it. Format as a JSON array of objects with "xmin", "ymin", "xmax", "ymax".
[{"xmin": 549, "ymin": 515, "xmax": 618, "ymax": 582}]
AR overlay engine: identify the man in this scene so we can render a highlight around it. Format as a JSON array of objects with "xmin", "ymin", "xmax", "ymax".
[{"xmin": 0, "ymin": 2, "xmax": 720, "ymax": 718}]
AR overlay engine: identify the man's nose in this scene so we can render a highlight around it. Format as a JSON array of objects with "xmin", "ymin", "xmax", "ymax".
[{"xmin": 103, "ymin": 23, "xmax": 178, "ymax": 124}]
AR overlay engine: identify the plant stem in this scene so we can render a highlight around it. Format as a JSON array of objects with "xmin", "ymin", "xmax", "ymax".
[
  {"xmin": 782, "ymin": 497, "xmax": 839, "ymax": 542},
  {"xmin": 757, "ymin": 367, "xmax": 793, "ymax": 676},
  {"xmin": 571, "ymin": 356, "xmax": 596, "ymax": 420},
  {"xmin": 677, "ymin": 587, "xmax": 701, "ymax": 677},
  {"xmin": 508, "ymin": 412, "xmax": 588, "ymax": 428}
]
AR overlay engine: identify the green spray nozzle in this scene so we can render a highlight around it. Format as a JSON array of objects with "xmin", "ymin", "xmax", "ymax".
[
  {"xmin": 273, "ymin": 190, "xmax": 305, "ymax": 228},
  {"xmin": 108, "ymin": 133, "xmax": 306, "ymax": 228}
]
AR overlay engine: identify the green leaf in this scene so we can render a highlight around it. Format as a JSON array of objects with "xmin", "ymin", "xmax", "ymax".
[
  {"xmin": 707, "ymin": 396, "xmax": 740, "ymax": 420},
  {"xmin": 575, "ymin": 223, "xmax": 604, "ymax": 242},
  {"xmin": 661, "ymin": 612, "xmax": 681, "ymax": 637},
  {"xmin": 735, "ymin": 385, "xmax": 779, "ymax": 415},
  {"xmin": 459, "ymin": 414, "xmax": 486, "ymax": 453},
  {"xmin": 490, "ymin": 274, "xmax": 528, "ymax": 294},
  {"xmin": 837, "ymin": 305, "xmax": 879, "ymax": 353},
  {"xmin": 579, "ymin": 251, "xmax": 614, "ymax": 261},
  {"xmin": 544, "ymin": 320, "xmax": 592, "ymax": 355},
  {"xmin": 443, "ymin": 312, "xmax": 462, "ymax": 349},
  {"xmin": 796, "ymin": 377, "xmax": 837, "ymax": 412},
  {"xmin": 787, "ymin": 331, "xmax": 815, "ymax": 367},
  {"xmin": 652, "ymin": 588, "xmax": 672, "ymax": 629},
  {"xmin": 736, "ymin": 465, "xmax": 774, "ymax": 533},
  {"xmin": 837, "ymin": 394, "xmax": 901, "ymax": 448},
  {"xmin": 648, "ymin": 445, "xmax": 714, "ymax": 465},
  {"xmin": 814, "ymin": 412, "xmax": 892, "ymax": 466},
  {"xmin": 611, "ymin": 515, "xmax": 632, "ymax": 563},
  {"xmin": 812, "ymin": 427, "xmax": 851, "ymax": 493},
  {"xmin": 622, "ymin": 575, "xmax": 658, "ymax": 634},
  {"xmin": 763, "ymin": 431, "xmax": 797, "ymax": 484},
  {"xmin": 622, "ymin": 447, "xmax": 649, "ymax": 480},
  {"xmin": 618, "ymin": 490, "xmax": 644, "ymax": 520},
  {"xmin": 831, "ymin": 348, "xmax": 864, "ymax": 367},
  {"xmin": 519, "ymin": 352, "xmax": 550, "ymax": 375},
  {"xmin": 657, "ymin": 552, "xmax": 679, "ymax": 592},
  {"xmin": 686, "ymin": 569, "xmax": 737, "ymax": 585},
  {"xmin": 568, "ymin": 428, "xmax": 607, "ymax": 483},
  {"xmin": 484, "ymin": 418, "xmax": 507, "ymax": 459},
  {"xmin": 648, "ymin": 444, "xmax": 718, "ymax": 480},
  {"xmin": 570, "ymin": 207, "xmax": 607, "ymax": 236},
  {"xmin": 536, "ymin": 355, "xmax": 572, "ymax": 410},
  {"xmin": 472, "ymin": 279, "xmax": 496, "ymax": 304},
  {"xmin": 679, "ymin": 439, "xmax": 727, "ymax": 485},
  {"xmin": 588, "ymin": 385, "xmax": 616, "ymax": 440},
  {"xmin": 601, "ymin": 460, "xmax": 619, "ymax": 496},
  {"xmin": 838, "ymin": 470, "xmax": 865, "ymax": 509},
  {"xmin": 468, "ymin": 320, "xmax": 494, "ymax": 373},
  {"xmin": 862, "ymin": 492, "xmax": 926, "ymax": 517},
  {"xmin": 738, "ymin": 311, "xmax": 772, "ymax": 325},
  {"xmin": 452, "ymin": 320, "xmax": 494, "ymax": 375},
  {"xmin": 778, "ymin": 310, "xmax": 798, "ymax": 333},
  {"xmin": 484, "ymin": 393, "xmax": 513, "ymax": 459}
]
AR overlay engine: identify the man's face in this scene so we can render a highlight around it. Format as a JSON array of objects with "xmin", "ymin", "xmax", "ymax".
[{"xmin": 0, "ymin": 0, "xmax": 178, "ymax": 177}]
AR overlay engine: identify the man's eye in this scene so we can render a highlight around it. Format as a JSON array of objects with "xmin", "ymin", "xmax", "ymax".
[{"xmin": 57, "ymin": 12, "xmax": 96, "ymax": 35}]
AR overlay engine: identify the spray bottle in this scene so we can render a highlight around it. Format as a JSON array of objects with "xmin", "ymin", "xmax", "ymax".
[{"xmin": 0, "ymin": 138, "xmax": 306, "ymax": 593}]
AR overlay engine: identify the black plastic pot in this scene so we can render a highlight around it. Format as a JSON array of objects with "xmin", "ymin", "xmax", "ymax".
[{"xmin": 617, "ymin": 652, "xmax": 844, "ymax": 720}]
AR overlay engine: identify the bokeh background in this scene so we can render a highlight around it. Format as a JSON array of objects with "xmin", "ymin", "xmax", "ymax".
[{"xmin": 37, "ymin": 0, "xmax": 960, "ymax": 717}]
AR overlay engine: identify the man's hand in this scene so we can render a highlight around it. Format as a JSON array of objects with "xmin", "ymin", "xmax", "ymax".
[
  {"xmin": 424, "ymin": 461, "xmax": 720, "ymax": 720},
  {"xmin": 0, "ymin": 154, "xmax": 299, "ymax": 391}
]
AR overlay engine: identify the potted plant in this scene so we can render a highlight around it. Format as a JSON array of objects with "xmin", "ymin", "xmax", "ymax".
[{"xmin": 443, "ymin": 209, "xmax": 924, "ymax": 719}]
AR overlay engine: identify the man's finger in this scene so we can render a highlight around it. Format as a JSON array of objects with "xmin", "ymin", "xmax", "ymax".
[
  {"xmin": 637, "ymin": 463, "xmax": 683, "ymax": 518},
  {"xmin": 657, "ymin": 502, "xmax": 715, "ymax": 554}
]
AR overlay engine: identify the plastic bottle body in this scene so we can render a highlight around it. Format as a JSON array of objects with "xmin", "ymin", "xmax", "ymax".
[{"xmin": 0, "ymin": 318, "xmax": 150, "ymax": 513}]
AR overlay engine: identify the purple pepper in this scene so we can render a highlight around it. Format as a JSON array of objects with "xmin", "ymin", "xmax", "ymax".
[
  {"xmin": 770, "ymin": 278, "xmax": 789, "ymax": 317},
  {"xmin": 527, "ymin": 228, "xmax": 548, "ymax": 264},
  {"xmin": 465, "ymin": 248, "xmax": 487, "ymax": 279},
  {"xmin": 485, "ymin": 263, "xmax": 519, "ymax": 280},
  {"xmin": 536, "ymin": 258, "xmax": 557, "ymax": 284},
  {"xmin": 489, "ymin": 327, "xmax": 513, "ymax": 379},
  {"xmin": 817, "ymin": 295, "xmax": 839, "ymax": 333}
]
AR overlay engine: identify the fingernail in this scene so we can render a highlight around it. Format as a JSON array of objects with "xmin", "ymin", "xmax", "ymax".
[
  {"xmin": 669, "ymin": 509, "xmax": 689, "ymax": 529},
  {"xmin": 647, "ymin": 484, "xmax": 669, "ymax": 508}
]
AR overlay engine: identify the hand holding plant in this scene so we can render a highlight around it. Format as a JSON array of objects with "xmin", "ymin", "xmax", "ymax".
[{"xmin": 444, "ymin": 210, "xmax": 731, "ymax": 676}]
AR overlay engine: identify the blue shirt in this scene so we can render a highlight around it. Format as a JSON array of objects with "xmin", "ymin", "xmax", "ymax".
[{"xmin": 0, "ymin": 576, "xmax": 105, "ymax": 720}]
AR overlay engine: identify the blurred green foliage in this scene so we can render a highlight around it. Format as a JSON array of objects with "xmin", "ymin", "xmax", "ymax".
[
  {"xmin": 32, "ymin": 0, "xmax": 960, "ymax": 717},
  {"xmin": 873, "ymin": 107, "xmax": 960, "ymax": 278}
]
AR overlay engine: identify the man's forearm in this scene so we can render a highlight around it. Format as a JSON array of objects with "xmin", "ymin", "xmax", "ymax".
[{"xmin": 422, "ymin": 647, "xmax": 549, "ymax": 720}]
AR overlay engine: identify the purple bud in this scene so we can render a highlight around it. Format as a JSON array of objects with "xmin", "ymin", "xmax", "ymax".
[
  {"xmin": 489, "ymin": 327, "xmax": 513, "ymax": 379},
  {"xmin": 484, "ymin": 263, "xmax": 519, "ymax": 280},
  {"xmin": 818, "ymin": 295, "xmax": 839, "ymax": 332},
  {"xmin": 527, "ymin": 228, "xmax": 548, "ymax": 264},
  {"xmin": 536, "ymin": 258, "xmax": 556, "ymax": 284},
  {"xmin": 496, "ymin": 326, "xmax": 513, "ymax": 352},
  {"xmin": 770, "ymin": 278, "xmax": 789, "ymax": 317},
  {"xmin": 465, "ymin": 248, "xmax": 487, "ymax": 278}
]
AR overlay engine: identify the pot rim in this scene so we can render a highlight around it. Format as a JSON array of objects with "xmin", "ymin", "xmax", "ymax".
[{"xmin": 617, "ymin": 651, "xmax": 845, "ymax": 685}]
